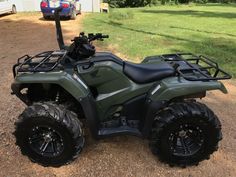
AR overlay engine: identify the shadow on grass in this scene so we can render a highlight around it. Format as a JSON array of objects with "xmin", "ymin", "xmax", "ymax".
[
  {"xmin": 169, "ymin": 26, "xmax": 236, "ymax": 38},
  {"xmin": 141, "ymin": 9, "xmax": 236, "ymax": 19}
]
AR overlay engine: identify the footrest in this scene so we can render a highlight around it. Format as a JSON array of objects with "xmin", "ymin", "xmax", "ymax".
[{"xmin": 98, "ymin": 126, "xmax": 141, "ymax": 137}]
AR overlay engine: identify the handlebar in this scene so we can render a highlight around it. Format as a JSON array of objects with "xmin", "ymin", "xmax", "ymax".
[
  {"xmin": 88, "ymin": 33, "xmax": 109, "ymax": 42},
  {"xmin": 102, "ymin": 35, "xmax": 109, "ymax": 38}
]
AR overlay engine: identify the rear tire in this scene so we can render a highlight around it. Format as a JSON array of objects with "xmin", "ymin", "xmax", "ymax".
[
  {"xmin": 14, "ymin": 102, "xmax": 85, "ymax": 167},
  {"xmin": 12, "ymin": 5, "xmax": 17, "ymax": 14},
  {"xmin": 150, "ymin": 101, "xmax": 222, "ymax": 167}
]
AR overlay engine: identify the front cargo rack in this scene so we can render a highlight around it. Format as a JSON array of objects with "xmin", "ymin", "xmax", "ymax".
[
  {"xmin": 13, "ymin": 50, "xmax": 67, "ymax": 77},
  {"xmin": 160, "ymin": 53, "xmax": 232, "ymax": 81}
]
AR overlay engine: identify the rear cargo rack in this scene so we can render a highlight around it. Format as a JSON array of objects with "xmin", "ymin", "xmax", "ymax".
[
  {"xmin": 13, "ymin": 50, "xmax": 67, "ymax": 77},
  {"xmin": 160, "ymin": 53, "xmax": 231, "ymax": 81}
]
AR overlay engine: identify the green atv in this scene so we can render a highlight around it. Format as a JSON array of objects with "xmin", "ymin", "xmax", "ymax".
[{"xmin": 12, "ymin": 8, "xmax": 231, "ymax": 167}]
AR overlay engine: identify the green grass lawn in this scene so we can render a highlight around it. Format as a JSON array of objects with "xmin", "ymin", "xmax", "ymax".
[{"xmin": 82, "ymin": 4, "xmax": 236, "ymax": 77}]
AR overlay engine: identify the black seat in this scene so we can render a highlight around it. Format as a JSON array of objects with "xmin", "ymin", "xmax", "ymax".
[{"xmin": 123, "ymin": 61, "xmax": 175, "ymax": 84}]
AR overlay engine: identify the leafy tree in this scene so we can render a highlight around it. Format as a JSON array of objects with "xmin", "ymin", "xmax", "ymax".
[
  {"xmin": 104, "ymin": 0, "xmax": 236, "ymax": 7},
  {"xmin": 104, "ymin": 0, "xmax": 153, "ymax": 7}
]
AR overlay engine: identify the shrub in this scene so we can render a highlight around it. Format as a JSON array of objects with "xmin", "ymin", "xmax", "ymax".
[
  {"xmin": 150, "ymin": 0, "xmax": 160, "ymax": 5},
  {"xmin": 104, "ymin": 0, "xmax": 236, "ymax": 6},
  {"xmin": 178, "ymin": 0, "xmax": 190, "ymax": 3},
  {"xmin": 104, "ymin": 0, "xmax": 153, "ymax": 7},
  {"xmin": 109, "ymin": 10, "xmax": 134, "ymax": 20},
  {"xmin": 103, "ymin": 0, "xmax": 125, "ymax": 8},
  {"xmin": 194, "ymin": 0, "xmax": 208, "ymax": 3}
]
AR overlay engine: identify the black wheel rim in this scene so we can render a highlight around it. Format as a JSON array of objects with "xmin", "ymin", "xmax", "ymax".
[
  {"xmin": 28, "ymin": 126, "xmax": 64, "ymax": 157},
  {"xmin": 168, "ymin": 124, "xmax": 204, "ymax": 157}
]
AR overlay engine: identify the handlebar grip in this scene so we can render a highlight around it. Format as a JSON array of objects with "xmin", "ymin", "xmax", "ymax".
[{"xmin": 102, "ymin": 35, "xmax": 109, "ymax": 38}]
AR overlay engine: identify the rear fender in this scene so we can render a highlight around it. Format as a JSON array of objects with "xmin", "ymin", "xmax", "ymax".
[
  {"xmin": 141, "ymin": 77, "xmax": 227, "ymax": 138},
  {"xmin": 149, "ymin": 77, "xmax": 227, "ymax": 101}
]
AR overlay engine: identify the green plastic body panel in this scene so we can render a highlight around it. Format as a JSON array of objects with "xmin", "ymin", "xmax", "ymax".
[
  {"xmin": 150, "ymin": 77, "xmax": 227, "ymax": 101},
  {"xmin": 12, "ymin": 59, "xmax": 228, "ymax": 123},
  {"xmin": 13, "ymin": 71, "xmax": 89, "ymax": 101},
  {"xmin": 77, "ymin": 61, "xmax": 153, "ymax": 121}
]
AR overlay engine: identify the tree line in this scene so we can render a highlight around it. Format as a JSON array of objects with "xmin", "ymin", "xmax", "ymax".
[{"xmin": 103, "ymin": 0, "xmax": 236, "ymax": 7}]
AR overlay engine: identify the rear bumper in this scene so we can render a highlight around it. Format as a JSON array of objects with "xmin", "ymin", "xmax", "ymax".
[{"xmin": 41, "ymin": 7, "xmax": 72, "ymax": 17}]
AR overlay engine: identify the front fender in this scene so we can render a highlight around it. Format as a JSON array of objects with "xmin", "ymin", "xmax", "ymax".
[
  {"xmin": 150, "ymin": 77, "xmax": 228, "ymax": 101},
  {"xmin": 12, "ymin": 71, "xmax": 101, "ymax": 138},
  {"xmin": 11, "ymin": 71, "xmax": 89, "ymax": 103}
]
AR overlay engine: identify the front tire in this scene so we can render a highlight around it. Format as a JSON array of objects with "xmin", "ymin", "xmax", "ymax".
[
  {"xmin": 14, "ymin": 102, "xmax": 84, "ymax": 167},
  {"xmin": 150, "ymin": 101, "xmax": 222, "ymax": 167}
]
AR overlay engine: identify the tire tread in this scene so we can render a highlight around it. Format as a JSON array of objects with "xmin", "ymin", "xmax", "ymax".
[{"xmin": 150, "ymin": 101, "xmax": 222, "ymax": 167}]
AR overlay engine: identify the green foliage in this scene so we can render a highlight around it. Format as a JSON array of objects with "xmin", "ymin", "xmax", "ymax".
[
  {"xmin": 178, "ymin": 0, "xmax": 190, "ymax": 3},
  {"xmin": 161, "ymin": 0, "xmax": 166, "ymax": 4},
  {"xmin": 194, "ymin": 0, "xmax": 208, "ymax": 3},
  {"xmin": 109, "ymin": 10, "xmax": 134, "ymax": 20},
  {"xmin": 208, "ymin": 0, "xmax": 236, "ymax": 3},
  {"xmin": 104, "ymin": 0, "xmax": 153, "ymax": 7},
  {"xmin": 104, "ymin": 0, "xmax": 236, "ymax": 6},
  {"xmin": 150, "ymin": 0, "xmax": 160, "ymax": 5},
  {"xmin": 103, "ymin": 0, "xmax": 125, "ymax": 8},
  {"xmin": 126, "ymin": 0, "xmax": 152, "ymax": 7},
  {"xmin": 174, "ymin": 0, "xmax": 179, "ymax": 4}
]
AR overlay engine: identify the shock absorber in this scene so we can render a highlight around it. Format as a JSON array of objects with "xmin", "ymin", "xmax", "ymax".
[{"xmin": 55, "ymin": 91, "xmax": 60, "ymax": 102}]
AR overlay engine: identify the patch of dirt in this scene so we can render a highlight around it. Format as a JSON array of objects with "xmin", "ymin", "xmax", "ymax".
[{"xmin": 0, "ymin": 12, "xmax": 236, "ymax": 177}]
